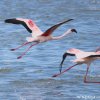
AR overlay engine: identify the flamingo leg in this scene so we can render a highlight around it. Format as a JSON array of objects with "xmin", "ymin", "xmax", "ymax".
[
  {"xmin": 17, "ymin": 42, "xmax": 39, "ymax": 59},
  {"xmin": 52, "ymin": 64, "xmax": 78, "ymax": 77},
  {"xmin": 84, "ymin": 65, "xmax": 100, "ymax": 83},
  {"xmin": 10, "ymin": 42, "xmax": 30, "ymax": 51}
]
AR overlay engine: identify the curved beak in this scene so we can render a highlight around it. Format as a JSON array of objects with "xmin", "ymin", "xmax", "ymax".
[
  {"xmin": 74, "ymin": 29, "xmax": 77, "ymax": 33},
  {"xmin": 71, "ymin": 29, "xmax": 77, "ymax": 33},
  {"xmin": 59, "ymin": 53, "xmax": 67, "ymax": 73}
]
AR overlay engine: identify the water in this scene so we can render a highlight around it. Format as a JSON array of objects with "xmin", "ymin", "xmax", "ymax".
[{"xmin": 0, "ymin": 0, "xmax": 100, "ymax": 99}]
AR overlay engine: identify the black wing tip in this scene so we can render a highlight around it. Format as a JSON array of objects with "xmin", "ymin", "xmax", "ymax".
[
  {"xmin": 69, "ymin": 19, "xmax": 74, "ymax": 21},
  {"xmin": 88, "ymin": 55, "xmax": 100, "ymax": 58},
  {"xmin": 66, "ymin": 19, "xmax": 74, "ymax": 22},
  {"xmin": 5, "ymin": 18, "xmax": 16, "ymax": 23},
  {"xmin": 4, "ymin": 18, "xmax": 32, "ymax": 33},
  {"xmin": 61, "ymin": 19, "xmax": 74, "ymax": 24}
]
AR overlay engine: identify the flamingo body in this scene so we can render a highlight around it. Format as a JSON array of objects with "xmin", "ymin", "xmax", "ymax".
[
  {"xmin": 53, "ymin": 48, "xmax": 100, "ymax": 83},
  {"xmin": 5, "ymin": 18, "xmax": 76, "ymax": 59},
  {"xmin": 67, "ymin": 48, "xmax": 100, "ymax": 64}
]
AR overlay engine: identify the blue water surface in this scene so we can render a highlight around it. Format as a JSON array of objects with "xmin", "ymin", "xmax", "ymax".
[{"xmin": 0, "ymin": 0, "xmax": 100, "ymax": 100}]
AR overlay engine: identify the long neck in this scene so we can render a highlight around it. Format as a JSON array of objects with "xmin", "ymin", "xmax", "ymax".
[{"xmin": 52, "ymin": 29, "xmax": 72, "ymax": 40}]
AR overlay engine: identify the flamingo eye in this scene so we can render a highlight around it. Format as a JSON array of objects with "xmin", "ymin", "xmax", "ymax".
[{"xmin": 28, "ymin": 20, "xmax": 34, "ymax": 27}]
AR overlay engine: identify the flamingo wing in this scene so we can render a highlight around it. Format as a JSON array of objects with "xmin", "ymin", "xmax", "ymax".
[
  {"xmin": 67, "ymin": 48, "xmax": 86, "ymax": 59},
  {"xmin": 41, "ymin": 19, "xmax": 73, "ymax": 36},
  {"xmin": 67, "ymin": 48, "xmax": 84, "ymax": 54},
  {"xmin": 5, "ymin": 18, "xmax": 42, "ymax": 36},
  {"xmin": 5, "ymin": 18, "xmax": 33, "ymax": 33},
  {"xmin": 86, "ymin": 55, "xmax": 100, "ymax": 58}
]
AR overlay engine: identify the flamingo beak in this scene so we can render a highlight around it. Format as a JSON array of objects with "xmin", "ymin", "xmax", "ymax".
[
  {"xmin": 74, "ymin": 30, "xmax": 77, "ymax": 33},
  {"xmin": 71, "ymin": 29, "xmax": 77, "ymax": 33},
  {"xmin": 59, "ymin": 53, "xmax": 67, "ymax": 73}
]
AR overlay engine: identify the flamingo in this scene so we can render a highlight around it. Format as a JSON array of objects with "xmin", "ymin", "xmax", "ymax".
[
  {"xmin": 5, "ymin": 18, "xmax": 77, "ymax": 59},
  {"xmin": 52, "ymin": 48, "xmax": 100, "ymax": 83}
]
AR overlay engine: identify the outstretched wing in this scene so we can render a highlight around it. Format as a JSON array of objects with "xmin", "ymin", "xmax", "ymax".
[
  {"xmin": 86, "ymin": 55, "xmax": 100, "ymax": 58},
  {"xmin": 67, "ymin": 48, "xmax": 85, "ymax": 59},
  {"xmin": 5, "ymin": 18, "xmax": 32, "ymax": 33},
  {"xmin": 5, "ymin": 18, "xmax": 42, "ymax": 36},
  {"xmin": 59, "ymin": 52, "xmax": 75, "ymax": 73},
  {"xmin": 41, "ymin": 19, "xmax": 73, "ymax": 36}
]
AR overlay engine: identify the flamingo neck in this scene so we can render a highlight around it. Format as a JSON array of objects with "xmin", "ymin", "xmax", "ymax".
[{"xmin": 52, "ymin": 29, "xmax": 72, "ymax": 40}]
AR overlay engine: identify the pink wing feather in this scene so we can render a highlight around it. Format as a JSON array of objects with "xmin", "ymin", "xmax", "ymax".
[
  {"xmin": 41, "ymin": 19, "xmax": 73, "ymax": 36},
  {"xmin": 67, "ymin": 48, "xmax": 84, "ymax": 54},
  {"xmin": 5, "ymin": 18, "xmax": 43, "ymax": 36}
]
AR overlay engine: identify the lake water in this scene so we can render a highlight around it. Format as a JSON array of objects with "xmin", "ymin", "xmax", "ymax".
[{"xmin": 0, "ymin": 0, "xmax": 100, "ymax": 100}]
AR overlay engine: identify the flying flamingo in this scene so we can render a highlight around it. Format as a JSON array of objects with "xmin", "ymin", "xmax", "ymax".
[
  {"xmin": 52, "ymin": 48, "xmax": 100, "ymax": 83},
  {"xmin": 5, "ymin": 18, "xmax": 77, "ymax": 59}
]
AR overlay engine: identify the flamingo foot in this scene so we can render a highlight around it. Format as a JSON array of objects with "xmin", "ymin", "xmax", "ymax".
[
  {"xmin": 10, "ymin": 49, "xmax": 16, "ymax": 51},
  {"xmin": 17, "ymin": 56, "xmax": 22, "ymax": 59},
  {"xmin": 84, "ymin": 80, "xmax": 100, "ymax": 84},
  {"xmin": 84, "ymin": 80, "xmax": 88, "ymax": 83},
  {"xmin": 84, "ymin": 77, "xmax": 100, "ymax": 83},
  {"xmin": 52, "ymin": 74, "xmax": 58, "ymax": 77}
]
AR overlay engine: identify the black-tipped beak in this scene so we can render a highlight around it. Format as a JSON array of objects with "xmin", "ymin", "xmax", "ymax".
[
  {"xmin": 59, "ymin": 53, "xmax": 67, "ymax": 73},
  {"xmin": 71, "ymin": 29, "xmax": 77, "ymax": 33},
  {"xmin": 74, "ymin": 29, "xmax": 77, "ymax": 33}
]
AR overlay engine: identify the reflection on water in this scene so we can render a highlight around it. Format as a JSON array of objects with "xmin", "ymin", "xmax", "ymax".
[{"xmin": 0, "ymin": 0, "xmax": 100, "ymax": 99}]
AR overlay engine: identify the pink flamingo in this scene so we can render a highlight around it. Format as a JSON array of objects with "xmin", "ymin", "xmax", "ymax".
[
  {"xmin": 52, "ymin": 48, "xmax": 100, "ymax": 83},
  {"xmin": 5, "ymin": 18, "xmax": 77, "ymax": 59}
]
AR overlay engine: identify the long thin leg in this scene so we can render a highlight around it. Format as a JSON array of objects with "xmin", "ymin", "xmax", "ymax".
[
  {"xmin": 52, "ymin": 64, "xmax": 78, "ymax": 77},
  {"xmin": 10, "ymin": 42, "xmax": 30, "ymax": 51},
  {"xmin": 84, "ymin": 65, "xmax": 100, "ymax": 83},
  {"xmin": 17, "ymin": 42, "xmax": 39, "ymax": 59}
]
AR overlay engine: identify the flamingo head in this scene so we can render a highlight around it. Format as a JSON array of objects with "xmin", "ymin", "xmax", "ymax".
[{"xmin": 71, "ymin": 29, "xmax": 77, "ymax": 33}]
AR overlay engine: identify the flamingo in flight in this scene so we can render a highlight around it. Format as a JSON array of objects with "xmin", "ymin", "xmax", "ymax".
[
  {"xmin": 52, "ymin": 48, "xmax": 100, "ymax": 83},
  {"xmin": 5, "ymin": 18, "xmax": 77, "ymax": 59}
]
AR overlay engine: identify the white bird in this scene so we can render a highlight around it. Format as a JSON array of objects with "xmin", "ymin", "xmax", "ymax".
[
  {"xmin": 52, "ymin": 48, "xmax": 100, "ymax": 83},
  {"xmin": 5, "ymin": 18, "xmax": 77, "ymax": 59}
]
